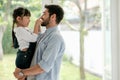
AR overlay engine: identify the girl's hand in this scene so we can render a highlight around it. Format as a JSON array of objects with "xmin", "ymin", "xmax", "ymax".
[
  {"xmin": 33, "ymin": 18, "xmax": 43, "ymax": 34},
  {"xmin": 35, "ymin": 18, "xmax": 43, "ymax": 27}
]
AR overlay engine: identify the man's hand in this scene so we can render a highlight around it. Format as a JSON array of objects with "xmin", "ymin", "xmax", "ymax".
[
  {"xmin": 18, "ymin": 76, "xmax": 26, "ymax": 80},
  {"xmin": 13, "ymin": 68, "xmax": 26, "ymax": 80}
]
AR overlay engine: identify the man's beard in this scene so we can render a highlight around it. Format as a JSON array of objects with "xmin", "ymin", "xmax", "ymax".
[
  {"xmin": 41, "ymin": 22, "xmax": 48, "ymax": 26},
  {"xmin": 41, "ymin": 18, "xmax": 50, "ymax": 26}
]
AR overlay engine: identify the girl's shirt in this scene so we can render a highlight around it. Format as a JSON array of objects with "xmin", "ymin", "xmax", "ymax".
[{"xmin": 14, "ymin": 26, "xmax": 38, "ymax": 50}]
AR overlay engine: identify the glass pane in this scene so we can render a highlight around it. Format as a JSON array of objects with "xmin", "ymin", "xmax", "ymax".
[
  {"xmin": 59, "ymin": 0, "xmax": 102, "ymax": 80},
  {"xmin": 103, "ymin": 0, "xmax": 112, "ymax": 80}
]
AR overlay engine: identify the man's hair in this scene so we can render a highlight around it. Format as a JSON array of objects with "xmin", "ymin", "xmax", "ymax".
[{"xmin": 45, "ymin": 4, "xmax": 64, "ymax": 24}]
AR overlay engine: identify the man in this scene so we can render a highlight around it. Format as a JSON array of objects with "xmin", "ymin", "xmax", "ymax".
[{"xmin": 14, "ymin": 4, "xmax": 65, "ymax": 80}]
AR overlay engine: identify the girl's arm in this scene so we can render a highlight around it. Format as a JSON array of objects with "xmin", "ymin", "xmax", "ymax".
[{"xmin": 33, "ymin": 18, "xmax": 43, "ymax": 34}]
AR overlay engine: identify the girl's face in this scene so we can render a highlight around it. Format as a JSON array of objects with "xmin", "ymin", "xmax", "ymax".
[{"xmin": 16, "ymin": 16, "xmax": 30, "ymax": 27}]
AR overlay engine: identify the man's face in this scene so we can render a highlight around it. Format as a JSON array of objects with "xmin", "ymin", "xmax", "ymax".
[{"xmin": 41, "ymin": 9, "xmax": 50, "ymax": 26}]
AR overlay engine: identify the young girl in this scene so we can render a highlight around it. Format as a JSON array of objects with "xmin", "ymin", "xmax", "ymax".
[{"xmin": 12, "ymin": 7, "xmax": 42, "ymax": 70}]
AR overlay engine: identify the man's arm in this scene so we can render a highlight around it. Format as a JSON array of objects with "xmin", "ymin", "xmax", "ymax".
[
  {"xmin": 14, "ymin": 64, "xmax": 44, "ymax": 79},
  {"xmin": 22, "ymin": 64, "xmax": 44, "ymax": 76}
]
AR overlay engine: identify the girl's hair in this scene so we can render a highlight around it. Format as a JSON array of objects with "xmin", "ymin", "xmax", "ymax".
[{"xmin": 12, "ymin": 7, "xmax": 31, "ymax": 48}]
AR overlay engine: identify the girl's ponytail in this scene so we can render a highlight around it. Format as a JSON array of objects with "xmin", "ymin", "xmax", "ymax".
[{"xmin": 12, "ymin": 20, "xmax": 19, "ymax": 48}]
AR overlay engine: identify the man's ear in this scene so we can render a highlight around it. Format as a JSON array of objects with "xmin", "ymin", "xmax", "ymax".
[
  {"xmin": 51, "ymin": 14, "xmax": 56, "ymax": 21},
  {"xmin": 51, "ymin": 14, "xmax": 56, "ymax": 19}
]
